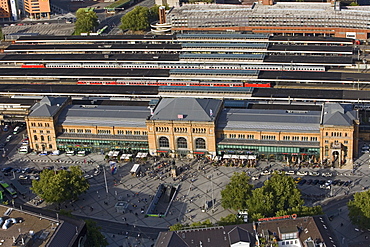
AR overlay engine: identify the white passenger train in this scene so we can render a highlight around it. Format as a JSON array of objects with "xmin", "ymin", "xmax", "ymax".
[{"xmin": 43, "ymin": 62, "xmax": 325, "ymax": 72}]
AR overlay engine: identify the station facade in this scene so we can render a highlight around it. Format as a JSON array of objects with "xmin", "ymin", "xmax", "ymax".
[{"xmin": 25, "ymin": 96, "xmax": 359, "ymax": 167}]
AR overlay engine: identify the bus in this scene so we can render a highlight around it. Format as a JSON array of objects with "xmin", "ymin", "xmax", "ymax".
[
  {"xmin": 0, "ymin": 182, "xmax": 17, "ymax": 199},
  {"xmin": 10, "ymin": 179, "xmax": 28, "ymax": 196},
  {"xmin": 0, "ymin": 187, "xmax": 4, "ymax": 202}
]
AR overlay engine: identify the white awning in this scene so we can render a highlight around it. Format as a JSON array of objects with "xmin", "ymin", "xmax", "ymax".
[
  {"xmin": 239, "ymin": 155, "xmax": 248, "ymax": 160},
  {"xmin": 248, "ymin": 155, "xmax": 257, "ymax": 160},
  {"xmin": 223, "ymin": 154, "xmax": 231, "ymax": 159}
]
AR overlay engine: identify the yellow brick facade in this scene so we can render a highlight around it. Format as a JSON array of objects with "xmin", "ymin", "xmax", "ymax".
[{"xmin": 146, "ymin": 120, "xmax": 216, "ymax": 158}]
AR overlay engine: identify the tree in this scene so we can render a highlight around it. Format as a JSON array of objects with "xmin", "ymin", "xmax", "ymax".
[
  {"xmin": 221, "ymin": 172, "xmax": 253, "ymax": 211},
  {"xmin": 85, "ymin": 219, "xmax": 109, "ymax": 247},
  {"xmin": 190, "ymin": 219, "xmax": 213, "ymax": 228},
  {"xmin": 218, "ymin": 214, "xmax": 244, "ymax": 226},
  {"xmin": 74, "ymin": 8, "xmax": 99, "ymax": 35},
  {"xmin": 0, "ymin": 27, "xmax": 3, "ymax": 41},
  {"xmin": 120, "ymin": 6, "xmax": 150, "ymax": 31},
  {"xmin": 31, "ymin": 166, "xmax": 90, "ymax": 203},
  {"xmin": 246, "ymin": 173, "xmax": 321, "ymax": 221},
  {"xmin": 169, "ymin": 223, "xmax": 187, "ymax": 231},
  {"xmin": 148, "ymin": 5, "xmax": 170, "ymax": 23},
  {"xmin": 348, "ymin": 190, "xmax": 370, "ymax": 230}
]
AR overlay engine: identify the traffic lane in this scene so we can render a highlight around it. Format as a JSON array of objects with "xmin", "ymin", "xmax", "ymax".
[
  {"xmin": 0, "ymin": 128, "xmax": 24, "ymax": 162},
  {"xmin": 76, "ymin": 215, "xmax": 166, "ymax": 240}
]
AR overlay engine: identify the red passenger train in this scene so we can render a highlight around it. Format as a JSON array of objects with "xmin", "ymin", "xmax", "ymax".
[{"xmin": 76, "ymin": 80, "xmax": 272, "ymax": 88}]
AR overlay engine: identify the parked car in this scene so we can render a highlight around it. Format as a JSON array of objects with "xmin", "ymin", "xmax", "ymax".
[
  {"xmin": 18, "ymin": 174, "xmax": 29, "ymax": 180},
  {"xmin": 297, "ymin": 171, "xmax": 308, "ymax": 176},
  {"xmin": 313, "ymin": 179, "xmax": 319, "ymax": 185},
  {"xmin": 322, "ymin": 172, "xmax": 333, "ymax": 177},
  {"xmin": 344, "ymin": 181, "xmax": 352, "ymax": 187},
  {"xmin": 3, "ymin": 125, "xmax": 9, "ymax": 132},
  {"xmin": 325, "ymin": 180, "xmax": 333, "ymax": 186},
  {"xmin": 251, "ymin": 175, "xmax": 260, "ymax": 180},
  {"xmin": 1, "ymin": 167, "xmax": 13, "ymax": 173},
  {"xmin": 331, "ymin": 180, "xmax": 340, "ymax": 186},
  {"xmin": 309, "ymin": 171, "xmax": 320, "ymax": 176},
  {"xmin": 38, "ymin": 151, "xmax": 48, "ymax": 156},
  {"xmin": 306, "ymin": 179, "xmax": 313, "ymax": 185},
  {"xmin": 260, "ymin": 170, "xmax": 271, "ymax": 176},
  {"xmin": 298, "ymin": 179, "xmax": 307, "ymax": 185},
  {"xmin": 286, "ymin": 170, "xmax": 295, "ymax": 175}
]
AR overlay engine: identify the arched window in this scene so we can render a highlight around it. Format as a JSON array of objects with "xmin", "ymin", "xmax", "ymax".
[
  {"xmin": 177, "ymin": 137, "xmax": 187, "ymax": 149},
  {"xmin": 41, "ymin": 136, "xmax": 44, "ymax": 141},
  {"xmin": 195, "ymin": 138, "xmax": 206, "ymax": 149},
  {"xmin": 159, "ymin": 137, "xmax": 169, "ymax": 148},
  {"xmin": 34, "ymin": 135, "xmax": 38, "ymax": 141}
]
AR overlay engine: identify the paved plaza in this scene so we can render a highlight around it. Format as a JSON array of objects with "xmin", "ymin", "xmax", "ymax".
[{"xmin": 2, "ymin": 142, "xmax": 370, "ymax": 246}]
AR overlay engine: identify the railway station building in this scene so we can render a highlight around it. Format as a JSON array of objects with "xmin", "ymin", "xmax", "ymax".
[{"xmin": 25, "ymin": 96, "xmax": 359, "ymax": 167}]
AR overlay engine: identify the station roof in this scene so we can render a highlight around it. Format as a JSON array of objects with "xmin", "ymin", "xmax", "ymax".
[
  {"xmin": 217, "ymin": 108, "xmax": 321, "ymax": 132},
  {"xmin": 253, "ymin": 88, "xmax": 370, "ymax": 100},
  {"xmin": 180, "ymin": 53, "xmax": 265, "ymax": 60},
  {"xmin": 58, "ymin": 105, "xmax": 150, "ymax": 127},
  {"xmin": 264, "ymin": 55, "xmax": 352, "ymax": 65},
  {"xmin": 15, "ymin": 34, "xmax": 175, "ymax": 42},
  {"xmin": 0, "ymin": 84, "xmax": 159, "ymax": 95},
  {"xmin": 170, "ymin": 69, "xmax": 259, "ymax": 75},
  {"xmin": 158, "ymin": 86, "xmax": 254, "ymax": 93},
  {"xmin": 177, "ymin": 33, "xmax": 269, "ymax": 39},
  {"xmin": 5, "ymin": 43, "xmax": 182, "ymax": 51},
  {"xmin": 269, "ymin": 35, "xmax": 353, "ymax": 43},
  {"xmin": 151, "ymin": 98, "xmax": 222, "ymax": 122},
  {"xmin": 182, "ymin": 43, "xmax": 268, "ymax": 49},
  {"xmin": 0, "ymin": 53, "xmax": 180, "ymax": 62},
  {"xmin": 259, "ymin": 71, "xmax": 370, "ymax": 82},
  {"xmin": 268, "ymin": 44, "xmax": 353, "ymax": 53},
  {"xmin": 0, "ymin": 68, "xmax": 169, "ymax": 78}
]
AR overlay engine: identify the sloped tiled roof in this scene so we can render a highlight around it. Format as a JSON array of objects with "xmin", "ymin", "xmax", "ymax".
[
  {"xmin": 322, "ymin": 103, "xmax": 357, "ymax": 126},
  {"xmin": 57, "ymin": 105, "xmax": 150, "ymax": 127},
  {"xmin": 29, "ymin": 96, "xmax": 68, "ymax": 117},
  {"xmin": 155, "ymin": 231, "xmax": 189, "ymax": 247},
  {"xmin": 151, "ymin": 98, "xmax": 222, "ymax": 122},
  {"xmin": 228, "ymin": 226, "xmax": 251, "ymax": 245},
  {"xmin": 218, "ymin": 108, "xmax": 320, "ymax": 132}
]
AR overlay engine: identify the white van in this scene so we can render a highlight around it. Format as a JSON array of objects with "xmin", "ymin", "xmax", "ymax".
[
  {"xmin": 66, "ymin": 150, "xmax": 75, "ymax": 156},
  {"xmin": 18, "ymin": 146, "xmax": 29, "ymax": 154}
]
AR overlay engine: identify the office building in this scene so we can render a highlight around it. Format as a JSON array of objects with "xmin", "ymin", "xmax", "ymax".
[
  {"xmin": 23, "ymin": 0, "xmax": 50, "ymax": 19},
  {"xmin": 0, "ymin": 0, "xmax": 11, "ymax": 19}
]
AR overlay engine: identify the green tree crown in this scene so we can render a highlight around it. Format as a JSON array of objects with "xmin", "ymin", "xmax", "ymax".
[
  {"xmin": 348, "ymin": 189, "xmax": 370, "ymax": 230},
  {"xmin": 221, "ymin": 172, "xmax": 253, "ymax": 211},
  {"xmin": 74, "ymin": 8, "xmax": 99, "ymax": 35},
  {"xmin": 31, "ymin": 166, "xmax": 90, "ymax": 203}
]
